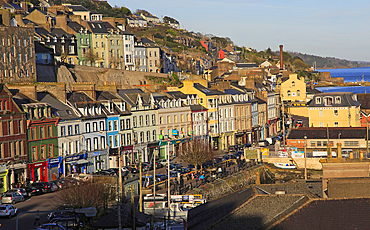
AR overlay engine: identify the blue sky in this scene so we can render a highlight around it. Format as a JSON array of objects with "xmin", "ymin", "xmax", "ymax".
[{"xmin": 107, "ymin": 0, "xmax": 370, "ymax": 62}]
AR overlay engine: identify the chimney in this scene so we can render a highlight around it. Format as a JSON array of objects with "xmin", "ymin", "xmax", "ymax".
[
  {"xmin": 55, "ymin": 15, "xmax": 68, "ymax": 32},
  {"xmin": 0, "ymin": 9, "xmax": 11, "ymax": 26},
  {"xmin": 279, "ymin": 45, "xmax": 284, "ymax": 70},
  {"xmin": 15, "ymin": 14, "xmax": 25, "ymax": 27},
  {"xmin": 71, "ymin": 83, "xmax": 96, "ymax": 100}
]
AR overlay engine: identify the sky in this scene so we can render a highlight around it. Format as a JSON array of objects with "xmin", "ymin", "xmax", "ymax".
[{"xmin": 107, "ymin": 0, "xmax": 370, "ymax": 62}]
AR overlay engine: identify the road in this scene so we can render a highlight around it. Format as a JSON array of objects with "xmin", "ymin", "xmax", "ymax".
[{"xmin": 0, "ymin": 192, "xmax": 61, "ymax": 230}]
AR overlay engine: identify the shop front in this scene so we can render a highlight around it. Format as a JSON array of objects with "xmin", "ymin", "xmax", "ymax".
[
  {"xmin": 8, "ymin": 163, "xmax": 27, "ymax": 188},
  {"xmin": 65, "ymin": 154, "xmax": 88, "ymax": 175},
  {"xmin": 235, "ymin": 132, "xmax": 245, "ymax": 145},
  {"xmin": 0, "ymin": 166, "xmax": 8, "ymax": 193},
  {"xmin": 122, "ymin": 145, "xmax": 134, "ymax": 166},
  {"xmin": 147, "ymin": 142, "xmax": 159, "ymax": 163},
  {"xmin": 133, "ymin": 144, "xmax": 148, "ymax": 163},
  {"xmin": 48, "ymin": 157, "xmax": 63, "ymax": 181},
  {"xmin": 29, "ymin": 161, "xmax": 48, "ymax": 183}
]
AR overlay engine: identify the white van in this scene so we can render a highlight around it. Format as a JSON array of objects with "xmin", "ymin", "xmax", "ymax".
[{"xmin": 341, "ymin": 149, "xmax": 352, "ymax": 158}]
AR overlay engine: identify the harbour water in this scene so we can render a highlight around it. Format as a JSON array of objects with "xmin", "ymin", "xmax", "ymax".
[{"xmin": 317, "ymin": 66, "xmax": 370, "ymax": 93}]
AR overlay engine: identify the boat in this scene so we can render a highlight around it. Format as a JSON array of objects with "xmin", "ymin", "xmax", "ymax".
[{"xmin": 273, "ymin": 162, "xmax": 296, "ymax": 169}]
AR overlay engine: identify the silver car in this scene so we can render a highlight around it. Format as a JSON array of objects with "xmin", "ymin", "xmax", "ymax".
[
  {"xmin": 7, "ymin": 188, "xmax": 28, "ymax": 198},
  {"xmin": 0, "ymin": 204, "xmax": 18, "ymax": 218},
  {"xmin": 1, "ymin": 192, "xmax": 23, "ymax": 204}
]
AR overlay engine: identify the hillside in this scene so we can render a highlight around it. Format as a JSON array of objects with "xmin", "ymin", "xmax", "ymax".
[{"xmin": 290, "ymin": 52, "xmax": 370, "ymax": 69}]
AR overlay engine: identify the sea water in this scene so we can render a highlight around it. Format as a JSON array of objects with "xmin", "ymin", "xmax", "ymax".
[{"xmin": 317, "ymin": 66, "xmax": 370, "ymax": 93}]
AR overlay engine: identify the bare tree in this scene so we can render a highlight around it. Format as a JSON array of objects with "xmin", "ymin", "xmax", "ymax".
[
  {"xmin": 84, "ymin": 50, "xmax": 100, "ymax": 67},
  {"xmin": 179, "ymin": 139, "xmax": 216, "ymax": 170}
]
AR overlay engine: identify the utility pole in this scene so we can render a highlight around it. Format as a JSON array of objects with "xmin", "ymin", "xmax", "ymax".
[
  {"xmin": 282, "ymin": 95, "xmax": 286, "ymax": 148},
  {"xmin": 139, "ymin": 153, "xmax": 142, "ymax": 212},
  {"xmin": 304, "ymin": 135, "xmax": 307, "ymax": 180},
  {"xmin": 167, "ymin": 141, "xmax": 170, "ymax": 218},
  {"xmin": 118, "ymin": 146, "xmax": 122, "ymax": 230},
  {"xmin": 367, "ymin": 115, "xmax": 369, "ymax": 156}
]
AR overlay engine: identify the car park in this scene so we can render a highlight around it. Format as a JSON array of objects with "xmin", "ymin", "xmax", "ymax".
[
  {"xmin": 0, "ymin": 204, "xmax": 17, "ymax": 218},
  {"xmin": 1, "ymin": 192, "xmax": 23, "ymax": 204}
]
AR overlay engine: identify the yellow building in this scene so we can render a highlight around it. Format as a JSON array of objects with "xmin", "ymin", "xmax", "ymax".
[
  {"xmin": 179, "ymin": 79, "xmax": 221, "ymax": 149},
  {"xmin": 308, "ymin": 92, "xmax": 361, "ymax": 127},
  {"xmin": 278, "ymin": 74, "xmax": 306, "ymax": 102}
]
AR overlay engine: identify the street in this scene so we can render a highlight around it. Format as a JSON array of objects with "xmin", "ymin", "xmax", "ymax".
[{"xmin": 0, "ymin": 192, "xmax": 61, "ymax": 230}]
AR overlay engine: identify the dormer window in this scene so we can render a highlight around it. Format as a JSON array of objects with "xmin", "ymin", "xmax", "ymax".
[
  {"xmin": 71, "ymin": 37, "xmax": 75, "ymax": 43},
  {"xmin": 91, "ymin": 106, "xmax": 95, "ymax": 115},
  {"xmin": 324, "ymin": 97, "xmax": 333, "ymax": 106},
  {"xmin": 335, "ymin": 96, "xmax": 341, "ymax": 104},
  {"xmin": 84, "ymin": 106, "xmax": 88, "ymax": 115},
  {"xmin": 61, "ymin": 37, "xmax": 65, "ymax": 43},
  {"xmin": 110, "ymin": 102, "xmax": 114, "ymax": 113},
  {"xmin": 316, "ymin": 97, "xmax": 321, "ymax": 104},
  {"xmin": 292, "ymin": 81, "xmax": 295, "ymax": 87},
  {"xmin": 53, "ymin": 37, "xmax": 57, "ymax": 42},
  {"xmin": 47, "ymin": 37, "xmax": 50, "ymax": 43}
]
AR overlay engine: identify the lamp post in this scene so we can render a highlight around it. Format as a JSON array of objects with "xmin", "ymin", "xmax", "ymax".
[{"xmin": 304, "ymin": 135, "xmax": 307, "ymax": 180}]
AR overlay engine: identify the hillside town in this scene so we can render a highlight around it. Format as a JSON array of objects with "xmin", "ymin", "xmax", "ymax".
[{"xmin": 2, "ymin": 1, "xmax": 370, "ymax": 230}]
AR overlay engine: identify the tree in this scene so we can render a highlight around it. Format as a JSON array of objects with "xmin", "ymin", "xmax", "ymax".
[
  {"xmin": 84, "ymin": 50, "xmax": 100, "ymax": 67},
  {"xmin": 179, "ymin": 139, "xmax": 216, "ymax": 170},
  {"xmin": 134, "ymin": 9, "xmax": 152, "ymax": 16}
]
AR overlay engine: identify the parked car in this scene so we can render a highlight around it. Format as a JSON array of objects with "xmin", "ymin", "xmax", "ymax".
[
  {"xmin": 169, "ymin": 163, "xmax": 182, "ymax": 170},
  {"xmin": 1, "ymin": 192, "xmax": 23, "ymax": 204},
  {"xmin": 36, "ymin": 223, "xmax": 67, "ymax": 230},
  {"xmin": 158, "ymin": 158, "xmax": 172, "ymax": 166},
  {"xmin": 7, "ymin": 188, "xmax": 28, "ymax": 198},
  {"xmin": 0, "ymin": 204, "xmax": 17, "ymax": 218},
  {"xmin": 25, "ymin": 186, "xmax": 43, "ymax": 196},
  {"xmin": 50, "ymin": 215, "xmax": 82, "ymax": 229},
  {"xmin": 177, "ymin": 168, "xmax": 190, "ymax": 174},
  {"xmin": 49, "ymin": 182, "xmax": 59, "ymax": 192},
  {"xmin": 258, "ymin": 140, "xmax": 269, "ymax": 147},
  {"xmin": 31, "ymin": 182, "xmax": 52, "ymax": 193}
]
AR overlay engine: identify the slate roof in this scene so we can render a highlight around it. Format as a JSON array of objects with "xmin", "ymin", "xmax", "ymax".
[
  {"xmin": 357, "ymin": 93, "xmax": 370, "ymax": 109},
  {"xmin": 271, "ymin": 198, "xmax": 370, "ymax": 230},
  {"xmin": 210, "ymin": 195, "xmax": 308, "ymax": 230},
  {"xmin": 87, "ymin": 21, "xmax": 108, "ymax": 33},
  {"xmin": 96, "ymin": 91, "xmax": 130, "ymax": 115},
  {"xmin": 287, "ymin": 127, "xmax": 367, "ymax": 140},
  {"xmin": 256, "ymin": 97, "xmax": 267, "ymax": 104},
  {"xmin": 67, "ymin": 5, "xmax": 90, "ymax": 12},
  {"xmin": 306, "ymin": 87, "xmax": 322, "ymax": 94},
  {"xmin": 190, "ymin": 104, "xmax": 207, "ymax": 111},
  {"xmin": 67, "ymin": 21, "xmax": 87, "ymax": 33},
  {"xmin": 307, "ymin": 92, "xmax": 360, "ymax": 107},
  {"xmin": 37, "ymin": 92, "xmax": 80, "ymax": 120},
  {"xmin": 51, "ymin": 28, "xmax": 74, "ymax": 38},
  {"xmin": 194, "ymin": 83, "xmax": 224, "ymax": 96},
  {"xmin": 35, "ymin": 42, "xmax": 53, "ymax": 54},
  {"xmin": 235, "ymin": 63, "xmax": 259, "ymax": 68},
  {"xmin": 256, "ymin": 180, "xmax": 323, "ymax": 198}
]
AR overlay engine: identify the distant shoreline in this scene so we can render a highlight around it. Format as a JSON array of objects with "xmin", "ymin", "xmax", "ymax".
[{"xmin": 317, "ymin": 66, "xmax": 370, "ymax": 70}]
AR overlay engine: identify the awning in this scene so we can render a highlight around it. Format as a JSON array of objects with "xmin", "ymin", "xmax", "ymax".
[{"xmin": 66, "ymin": 159, "xmax": 89, "ymax": 165}]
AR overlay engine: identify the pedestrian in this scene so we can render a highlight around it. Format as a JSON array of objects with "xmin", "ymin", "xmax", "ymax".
[
  {"xmin": 34, "ymin": 210, "xmax": 40, "ymax": 226},
  {"xmin": 199, "ymin": 174, "xmax": 204, "ymax": 181},
  {"xmin": 191, "ymin": 173, "xmax": 194, "ymax": 180}
]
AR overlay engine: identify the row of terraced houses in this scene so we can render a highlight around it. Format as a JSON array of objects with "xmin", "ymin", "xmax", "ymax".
[{"xmin": 0, "ymin": 78, "xmax": 280, "ymax": 193}]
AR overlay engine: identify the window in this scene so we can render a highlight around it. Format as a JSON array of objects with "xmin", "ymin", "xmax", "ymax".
[
  {"xmin": 100, "ymin": 121, "xmax": 105, "ymax": 131},
  {"xmin": 167, "ymin": 116, "xmax": 170, "ymax": 124},
  {"xmin": 86, "ymin": 138, "xmax": 91, "ymax": 151},
  {"xmin": 152, "ymin": 130, "xmax": 156, "ymax": 141},
  {"xmin": 121, "ymin": 134, "xmax": 125, "ymax": 146},
  {"xmin": 334, "ymin": 122, "xmax": 339, "ymax": 127},
  {"xmin": 344, "ymin": 141, "xmax": 359, "ymax": 146},
  {"xmin": 180, "ymin": 114, "xmax": 184, "ymax": 122},
  {"xmin": 126, "ymin": 119, "xmax": 131, "ymax": 129},
  {"xmin": 67, "ymin": 125, "xmax": 72, "ymax": 136},
  {"xmin": 335, "ymin": 96, "xmax": 341, "ymax": 104},
  {"xmin": 108, "ymin": 121, "xmax": 113, "ymax": 131},
  {"xmin": 317, "ymin": 141, "xmax": 322, "ymax": 147},
  {"xmin": 139, "ymin": 116, "xmax": 143, "ymax": 126},
  {"xmin": 69, "ymin": 46, "xmax": 75, "ymax": 54},
  {"xmin": 40, "ymin": 145, "xmax": 46, "ymax": 159},
  {"xmin": 334, "ymin": 110, "xmax": 338, "ymax": 116},
  {"xmin": 324, "ymin": 97, "xmax": 333, "ymax": 106},
  {"xmin": 86, "ymin": 123, "xmax": 91, "ymax": 133},
  {"xmin": 31, "ymin": 127, "xmax": 37, "ymax": 140},
  {"xmin": 18, "ymin": 120, "xmax": 22, "ymax": 134},
  {"xmin": 310, "ymin": 141, "xmax": 315, "ymax": 147},
  {"xmin": 32, "ymin": 146, "xmax": 37, "ymax": 161},
  {"xmin": 319, "ymin": 110, "xmax": 323, "ymax": 117},
  {"xmin": 114, "ymin": 120, "xmax": 118, "ymax": 130},
  {"xmin": 40, "ymin": 126, "xmax": 45, "ymax": 138},
  {"xmin": 140, "ymin": 132, "xmax": 144, "ymax": 143},
  {"xmin": 297, "ymin": 90, "xmax": 300, "ymax": 96},
  {"xmin": 93, "ymin": 122, "xmax": 98, "ymax": 132},
  {"xmin": 101, "ymin": 136, "xmax": 106, "ymax": 148},
  {"xmin": 75, "ymin": 140, "xmax": 80, "ymax": 153},
  {"xmin": 287, "ymin": 90, "xmax": 291, "ymax": 97},
  {"xmin": 120, "ymin": 120, "xmax": 125, "ymax": 130},
  {"xmin": 323, "ymin": 141, "xmax": 327, "ymax": 146},
  {"xmin": 48, "ymin": 144, "xmax": 53, "ymax": 158},
  {"xmin": 159, "ymin": 116, "xmax": 163, "ymax": 124},
  {"xmin": 316, "ymin": 97, "xmax": 321, "ymax": 104},
  {"xmin": 319, "ymin": 122, "xmax": 324, "ymax": 127},
  {"xmin": 127, "ymin": 133, "xmax": 131, "ymax": 145},
  {"xmin": 75, "ymin": 125, "xmax": 79, "ymax": 134},
  {"xmin": 146, "ymin": 115, "xmax": 149, "ymax": 126},
  {"xmin": 174, "ymin": 115, "xmax": 178, "ymax": 123},
  {"xmin": 133, "ymin": 116, "xmax": 137, "ymax": 127},
  {"xmin": 147, "ymin": 131, "xmax": 150, "ymax": 142},
  {"xmin": 93, "ymin": 137, "xmax": 98, "ymax": 150},
  {"xmin": 115, "ymin": 135, "xmax": 119, "ymax": 147}
]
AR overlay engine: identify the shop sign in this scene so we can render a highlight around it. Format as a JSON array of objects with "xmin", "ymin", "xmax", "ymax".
[
  {"xmin": 66, "ymin": 154, "xmax": 84, "ymax": 162},
  {"xmin": 49, "ymin": 158, "xmax": 59, "ymax": 164},
  {"xmin": 0, "ymin": 165, "xmax": 6, "ymax": 172},
  {"xmin": 172, "ymin": 129, "xmax": 178, "ymax": 136}
]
